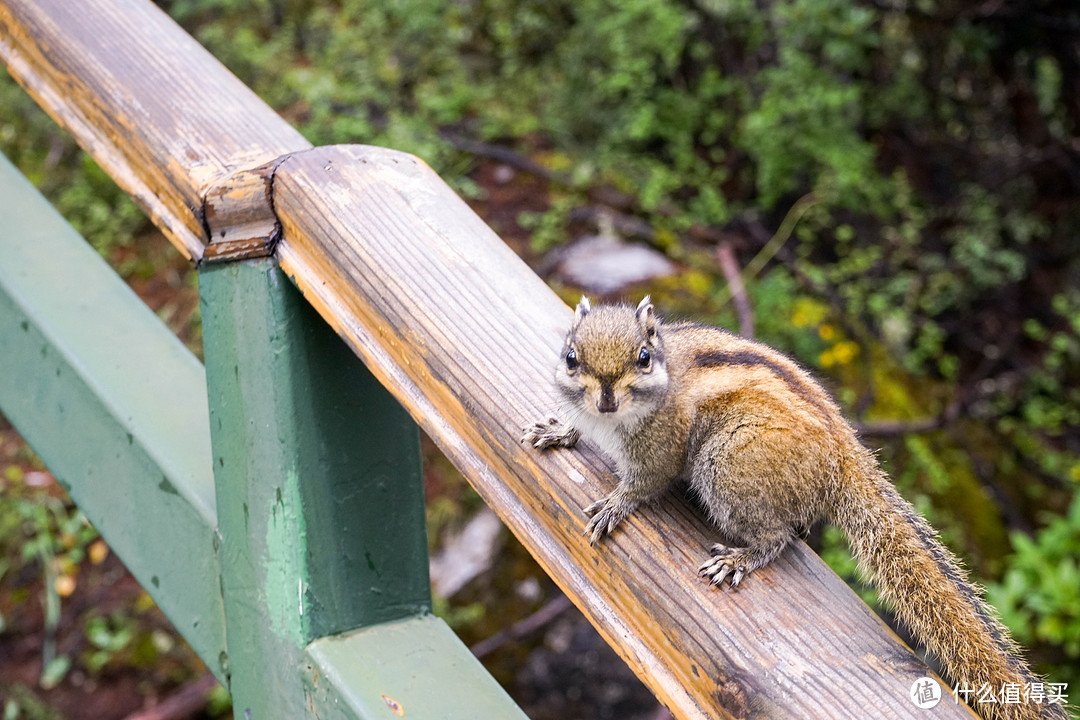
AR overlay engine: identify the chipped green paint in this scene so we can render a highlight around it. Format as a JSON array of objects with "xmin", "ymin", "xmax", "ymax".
[
  {"xmin": 263, "ymin": 469, "xmax": 309, "ymax": 646},
  {"xmin": 304, "ymin": 616, "xmax": 529, "ymax": 720},
  {"xmin": 200, "ymin": 259, "xmax": 432, "ymax": 715}
]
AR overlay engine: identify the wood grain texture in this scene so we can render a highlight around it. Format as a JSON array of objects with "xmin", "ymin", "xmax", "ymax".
[
  {"xmin": 273, "ymin": 145, "xmax": 978, "ymax": 720},
  {"xmin": 201, "ymin": 156, "xmax": 291, "ymax": 263},
  {"xmin": 0, "ymin": 0, "xmax": 310, "ymax": 260}
]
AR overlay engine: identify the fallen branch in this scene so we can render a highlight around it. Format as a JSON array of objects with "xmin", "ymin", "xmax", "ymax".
[
  {"xmin": 716, "ymin": 240, "xmax": 754, "ymax": 338},
  {"xmin": 441, "ymin": 133, "xmax": 738, "ymax": 247},
  {"xmin": 470, "ymin": 594, "xmax": 575, "ymax": 660},
  {"xmin": 855, "ymin": 400, "xmax": 962, "ymax": 438},
  {"xmin": 122, "ymin": 673, "xmax": 219, "ymax": 720}
]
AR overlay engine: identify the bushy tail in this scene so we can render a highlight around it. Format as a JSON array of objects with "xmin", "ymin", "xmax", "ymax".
[{"xmin": 830, "ymin": 453, "xmax": 1069, "ymax": 720}]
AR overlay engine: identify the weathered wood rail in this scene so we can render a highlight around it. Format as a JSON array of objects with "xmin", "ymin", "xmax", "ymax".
[{"xmin": 0, "ymin": 0, "xmax": 979, "ymax": 717}]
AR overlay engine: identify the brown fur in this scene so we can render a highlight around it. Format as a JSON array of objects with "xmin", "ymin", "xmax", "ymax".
[{"xmin": 522, "ymin": 299, "xmax": 1068, "ymax": 720}]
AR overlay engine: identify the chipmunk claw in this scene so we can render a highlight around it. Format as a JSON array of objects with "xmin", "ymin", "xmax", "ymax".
[
  {"xmin": 521, "ymin": 417, "xmax": 579, "ymax": 450},
  {"xmin": 583, "ymin": 496, "xmax": 633, "ymax": 544},
  {"xmin": 699, "ymin": 544, "xmax": 749, "ymax": 587}
]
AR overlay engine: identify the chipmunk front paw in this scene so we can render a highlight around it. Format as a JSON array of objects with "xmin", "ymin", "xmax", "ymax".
[
  {"xmin": 521, "ymin": 416, "xmax": 579, "ymax": 450},
  {"xmin": 583, "ymin": 495, "xmax": 636, "ymax": 544}
]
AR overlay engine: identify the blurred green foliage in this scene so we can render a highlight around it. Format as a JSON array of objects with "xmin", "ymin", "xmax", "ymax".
[
  {"xmin": 989, "ymin": 493, "xmax": 1080, "ymax": 688},
  {"xmin": 0, "ymin": 440, "xmax": 227, "ymax": 716},
  {"xmin": 1, "ymin": 0, "xmax": 1077, "ymax": 701},
  {"xmin": 0, "ymin": 462, "xmax": 97, "ymax": 690}
]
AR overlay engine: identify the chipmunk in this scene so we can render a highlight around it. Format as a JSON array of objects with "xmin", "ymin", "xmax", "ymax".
[{"xmin": 522, "ymin": 296, "xmax": 1068, "ymax": 720}]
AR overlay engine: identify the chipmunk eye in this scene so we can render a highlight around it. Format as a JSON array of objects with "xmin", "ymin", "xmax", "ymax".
[
  {"xmin": 565, "ymin": 348, "xmax": 579, "ymax": 371},
  {"xmin": 637, "ymin": 346, "xmax": 651, "ymax": 368}
]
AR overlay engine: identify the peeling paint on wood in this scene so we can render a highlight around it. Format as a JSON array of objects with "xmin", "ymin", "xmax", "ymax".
[{"xmin": 0, "ymin": 0, "xmax": 310, "ymax": 260}]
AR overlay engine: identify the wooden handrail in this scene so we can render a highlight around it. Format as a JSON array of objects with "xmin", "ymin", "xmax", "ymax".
[
  {"xmin": 0, "ymin": 0, "xmax": 310, "ymax": 261},
  {"xmin": 272, "ymin": 145, "xmax": 976, "ymax": 719},
  {"xmin": 0, "ymin": 1, "xmax": 977, "ymax": 718}
]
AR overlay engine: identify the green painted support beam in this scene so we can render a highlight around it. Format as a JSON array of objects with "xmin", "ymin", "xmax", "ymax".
[
  {"xmin": 201, "ymin": 259, "xmax": 526, "ymax": 717},
  {"xmin": 0, "ymin": 152, "xmax": 227, "ymax": 679},
  {"xmin": 304, "ymin": 616, "xmax": 531, "ymax": 719}
]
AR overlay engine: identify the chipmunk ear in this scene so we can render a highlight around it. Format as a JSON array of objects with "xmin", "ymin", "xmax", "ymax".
[
  {"xmin": 573, "ymin": 296, "xmax": 592, "ymax": 325},
  {"xmin": 636, "ymin": 295, "xmax": 657, "ymax": 340}
]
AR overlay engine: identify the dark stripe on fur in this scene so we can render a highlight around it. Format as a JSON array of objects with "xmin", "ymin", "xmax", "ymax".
[
  {"xmin": 693, "ymin": 349, "xmax": 831, "ymax": 420},
  {"xmin": 900, "ymin": 500, "xmax": 1026, "ymax": 673}
]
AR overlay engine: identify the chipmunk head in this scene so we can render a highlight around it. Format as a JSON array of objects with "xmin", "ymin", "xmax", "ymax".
[{"xmin": 555, "ymin": 296, "xmax": 669, "ymax": 424}]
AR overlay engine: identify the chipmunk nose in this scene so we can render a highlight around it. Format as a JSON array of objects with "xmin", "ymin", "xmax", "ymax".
[{"xmin": 596, "ymin": 386, "xmax": 619, "ymax": 413}]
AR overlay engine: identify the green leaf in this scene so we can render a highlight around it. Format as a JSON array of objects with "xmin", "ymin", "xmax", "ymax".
[{"xmin": 39, "ymin": 655, "xmax": 70, "ymax": 690}]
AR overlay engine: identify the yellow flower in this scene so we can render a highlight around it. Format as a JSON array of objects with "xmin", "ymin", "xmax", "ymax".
[
  {"xmin": 831, "ymin": 340, "xmax": 860, "ymax": 366},
  {"xmin": 791, "ymin": 297, "xmax": 828, "ymax": 329},
  {"xmin": 54, "ymin": 574, "xmax": 77, "ymax": 598},
  {"xmin": 89, "ymin": 539, "xmax": 109, "ymax": 565},
  {"xmin": 820, "ymin": 341, "xmax": 860, "ymax": 368}
]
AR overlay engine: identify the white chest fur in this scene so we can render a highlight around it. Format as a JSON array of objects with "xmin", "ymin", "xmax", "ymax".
[{"xmin": 574, "ymin": 412, "xmax": 632, "ymax": 476}]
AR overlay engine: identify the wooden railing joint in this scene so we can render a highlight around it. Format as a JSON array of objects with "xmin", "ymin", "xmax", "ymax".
[{"xmin": 200, "ymin": 152, "xmax": 299, "ymax": 265}]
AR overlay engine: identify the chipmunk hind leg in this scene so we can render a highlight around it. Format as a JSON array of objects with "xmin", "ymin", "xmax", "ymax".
[
  {"xmin": 698, "ymin": 538, "xmax": 791, "ymax": 587},
  {"xmin": 688, "ymin": 422, "xmax": 827, "ymax": 587}
]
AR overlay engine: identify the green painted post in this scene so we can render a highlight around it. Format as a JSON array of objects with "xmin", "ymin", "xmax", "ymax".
[{"xmin": 199, "ymin": 259, "xmax": 431, "ymax": 715}]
